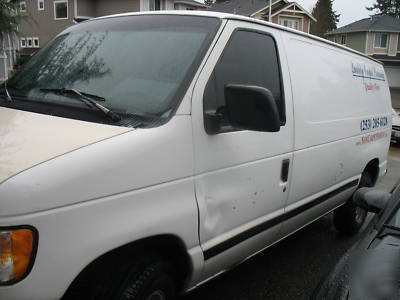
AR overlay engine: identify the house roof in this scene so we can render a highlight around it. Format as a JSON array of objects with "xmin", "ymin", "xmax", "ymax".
[
  {"xmin": 209, "ymin": 0, "xmax": 283, "ymax": 16},
  {"xmin": 264, "ymin": 1, "xmax": 317, "ymax": 22},
  {"xmin": 327, "ymin": 15, "xmax": 400, "ymax": 35},
  {"xmin": 174, "ymin": 0, "xmax": 208, "ymax": 8},
  {"xmin": 270, "ymin": 2, "xmax": 292, "ymax": 15},
  {"xmin": 209, "ymin": 0, "xmax": 316, "ymax": 22}
]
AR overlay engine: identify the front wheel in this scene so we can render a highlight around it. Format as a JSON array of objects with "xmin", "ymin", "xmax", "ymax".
[
  {"xmin": 333, "ymin": 173, "xmax": 373, "ymax": 236},
  {"xmin": 113, "ymin": 260, "xmax": 176, "ymax": 300},
  {"xmin": 78, "ymin": 257, "xmax": 177, "ymax": 300}
]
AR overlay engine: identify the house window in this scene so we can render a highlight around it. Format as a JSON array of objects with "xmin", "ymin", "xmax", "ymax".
[
  {"xmin": 374, "ymin": 33, "xmax": 388, "ymax": 48},
  {"xmin": 340, "ymin": 35, "xmax": 346, "ymax": 45},
  {"xmin": 54, "ymin": 0, "xmax": 68, "ymax": 20},
  {"xmin": 20, "ymin": 1, "xmax": 27, "ymax": 12},
  {"xmin": 27, "ymin": 38, "xmax": 33, "ymax": 48},
  {"xmin": 33, "ymin": 37, "xmax": 40, "ymax": 48},
  {"xmin": 280, "ymin": 18, "xmax": 300, "ymax": 31},
  {"xmin": 20, "ymin": 38, "xmax": 26, "ymax": 48},
  {"xmin": 38, "ymin": 0, "xmax": 44, "ymax": 10},
  {"xmin": 149, "ymin": 0, "xmax": 161, "ymax": 10}
]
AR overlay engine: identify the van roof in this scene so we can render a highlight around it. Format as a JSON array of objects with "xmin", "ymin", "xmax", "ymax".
[{"xmin": 92, "ymin": 10, "xmax": 381, "ymax": 64}]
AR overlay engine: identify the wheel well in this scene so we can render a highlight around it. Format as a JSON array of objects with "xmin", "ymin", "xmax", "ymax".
[
  {"xmin": 62, "ymin": 235, "xmax": 192, "ymax": 298},
  {"xmin": 363, "ymin": 158, "xmax": 379, "ymax": 186}
]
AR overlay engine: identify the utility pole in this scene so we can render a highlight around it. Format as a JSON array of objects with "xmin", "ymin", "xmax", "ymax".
[{"xmin": 269, "ymin": 0, "xmax": 272, "ymax": 21}]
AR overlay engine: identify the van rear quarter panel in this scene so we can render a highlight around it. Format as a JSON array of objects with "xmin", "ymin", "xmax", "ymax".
[{"xmin": 282, "ymin": 32, "xmax": 391, "ymax": 211}]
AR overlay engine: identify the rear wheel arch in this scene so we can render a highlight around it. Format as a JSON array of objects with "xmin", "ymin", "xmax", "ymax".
[
  {"xmin": 333, "ymin": 160, "xmax": 379, "ymax": 236},
  {"xmin": 363, "ymin": 158, "xmax": 379, "ymax": 186},
  {"xmin": 62, "ymin": 234, "xmax": 192, "ymax": 299}
]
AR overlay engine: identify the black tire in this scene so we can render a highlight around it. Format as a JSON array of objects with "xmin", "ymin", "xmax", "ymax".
[
  {"xmin": 74, "ymin": 258, "xmax": 177, "ymax": 300},
  {"xmin": 114, "ymin": 260, "xmax": 176, "ymax": 300},
  {"xmin": 333, "ymin": 173, "xmax": 373, "ymax": 236}
]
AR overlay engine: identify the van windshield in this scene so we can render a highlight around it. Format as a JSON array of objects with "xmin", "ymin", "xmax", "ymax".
[{"xmin": 2, "ymin": 15, "xmax": 220, "ymax": 127}]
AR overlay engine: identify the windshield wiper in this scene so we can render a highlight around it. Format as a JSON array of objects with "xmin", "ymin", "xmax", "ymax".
[
  {"xmin": 41, "ymin": 88, "xmax": 106, "ymax": 102},
  {"xmin": 40, "ymin": 88, "xmax": 120, "ymax": 122}
]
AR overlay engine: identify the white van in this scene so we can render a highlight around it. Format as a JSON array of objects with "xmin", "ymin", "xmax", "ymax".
[{"xmin": 0, "ymin": 11, "xmax": 391, "ymax": 300}]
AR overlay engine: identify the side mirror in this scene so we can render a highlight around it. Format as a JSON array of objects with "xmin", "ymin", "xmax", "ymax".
[
  {"xmin": 354, "ymin": 187, "xmax": 391, "ymax": 213},
  {"xmin": 224, "ymin": 84, "xmax": 281, "ymax": 133}
]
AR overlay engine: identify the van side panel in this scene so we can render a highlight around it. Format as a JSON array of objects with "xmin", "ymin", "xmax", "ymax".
[
  {"xmin": 285, "ymin": 36, "xmax": 391, "ymax": 150},
  {"xmin": 280, "ymin": 33, "xmax": 391, "ymax": 235}
]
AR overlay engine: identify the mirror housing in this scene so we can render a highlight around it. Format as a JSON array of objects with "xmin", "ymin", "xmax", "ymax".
[
  {"xmin": 354, "ymin": 187, "xmax": 391, "ymax": 214},
  {"xmin": 224, "ymin": 84, "xmax": 281, "ymax": 133}
]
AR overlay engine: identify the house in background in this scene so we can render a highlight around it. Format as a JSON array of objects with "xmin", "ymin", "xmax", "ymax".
[
  {"xmin": 0, "ymin": 33, "xmax": 19, "ymax": 82},
  {"xmin": 209, "ymin": 0, "xmax": 316, "ymax": 34},
  {"xmin": 17, "ymin": 0, "xmax": 208, "ymax": 56},
  {"xmin": 174, "ymin": 0, "xmax": 208, "ymax": 10},
  {"xmin": 326, "ymin": 15, "xmax": 400, "ymax": 109}
]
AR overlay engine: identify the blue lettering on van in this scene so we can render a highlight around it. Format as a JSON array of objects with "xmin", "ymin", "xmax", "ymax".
[
  {"xmin": 360, "ymin": 116, "xmax": 388, "ymax": 132},
  {"xmin": 352, "ymin": 62, "xmax": 385, "ymax": 82}
]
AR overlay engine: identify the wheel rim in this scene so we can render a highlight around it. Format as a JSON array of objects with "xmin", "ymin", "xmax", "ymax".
[
  {"xmin": 355, "ymin": 206, "xmax": 366, "ymax": 225},
  {"xmin": 146, "ymin": 290, "xmax": 166, "ymax": 300}
]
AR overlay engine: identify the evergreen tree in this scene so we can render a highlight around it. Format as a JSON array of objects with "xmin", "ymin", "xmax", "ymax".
[
  {"xmin": 310, "ymin": 0, "xmax": 340, "ymax": 37},
  {"xmin": 204, "ymin": 0, "xmax": 214, "ymax": 5},
  {"xmin": 367, "ymin": 0, "xmax": 400, "ymax": 18},
  {"xmin": 0, "ymin": 0, "xmax": 24, "ymax": 42}
]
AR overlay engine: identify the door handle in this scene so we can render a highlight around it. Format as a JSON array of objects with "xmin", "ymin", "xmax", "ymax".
[{"xmin": 281, "ymin": 159, "xmax": 290, "ymax": 183}]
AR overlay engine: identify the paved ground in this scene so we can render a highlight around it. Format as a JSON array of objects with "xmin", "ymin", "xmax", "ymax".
[
  {"xmin": 377, "ymin": 144, "xmax": 400, "ymax": 191},
  {"xmin": 183, "ymin": 146, "xmax": 400, "ymax": 300}
]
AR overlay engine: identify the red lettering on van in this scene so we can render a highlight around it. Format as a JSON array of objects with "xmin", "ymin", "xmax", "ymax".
[
  {"xmin": 364, "ymin": 83, "xmax": 380, "ymax": 91},
  {"xmin": 356, "ymin": 131, "xmax": 388, "ymax": 146}
]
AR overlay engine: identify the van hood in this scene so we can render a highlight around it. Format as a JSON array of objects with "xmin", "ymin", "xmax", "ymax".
[{"xmin": 0, "ymin": 107, "xmax": 132, "ymax": 184}]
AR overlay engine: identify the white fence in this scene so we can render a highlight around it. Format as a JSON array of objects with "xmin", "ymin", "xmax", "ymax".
[{"xmin": 0, "ymin": 33, "xmax": 19, "ymax": 81}]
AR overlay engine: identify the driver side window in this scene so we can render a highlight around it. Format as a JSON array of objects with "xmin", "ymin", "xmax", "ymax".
[{"xmin": 203, "ymin": 29, "xmax": 285, "ymax": 132}]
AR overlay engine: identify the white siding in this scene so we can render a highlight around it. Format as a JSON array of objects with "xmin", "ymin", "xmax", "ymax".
[
  {"xmin": 385, "ymin": 66, "xmax": 400, "ymax": 88},
  {"xmin": 389, "ymin": 33, "xmax": 398, "ymax": 56},
  {"xmin": 165, "ymin": 0, "xmax": 174, "ymax": 9}
]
